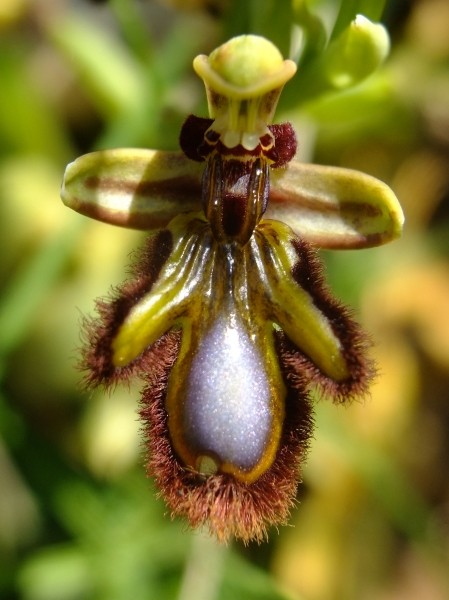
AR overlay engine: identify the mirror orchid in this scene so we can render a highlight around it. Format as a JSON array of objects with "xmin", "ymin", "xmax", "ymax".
[{"xmin": 61, "ymin": 35, "xmax": 403, "ymax": 543}]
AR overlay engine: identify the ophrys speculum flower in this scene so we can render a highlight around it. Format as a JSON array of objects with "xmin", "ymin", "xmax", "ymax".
[{"xmin": 61, "ymin": 35, "xmax": 403, "ymax": 543}]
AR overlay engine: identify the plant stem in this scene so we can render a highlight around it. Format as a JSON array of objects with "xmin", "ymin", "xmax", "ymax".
[{"xmin": 177, "ymin": 530, "xmax": 228, "ymax": 600}]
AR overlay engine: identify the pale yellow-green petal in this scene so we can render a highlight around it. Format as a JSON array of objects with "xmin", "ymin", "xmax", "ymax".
[
  {"xmin": 61, "ymin": 148, "xmax": 203, "ymax": 230},
  {"xmin": 267, "ymin": 161, "xmax": 404, "ymax": 249},
  {"xmin": 111, "ymin": 212, "xmax": 211, "ymax": 366},
  {"xmin": 253, "ymin": 221, "xmax": 349, "ymax": 380}
]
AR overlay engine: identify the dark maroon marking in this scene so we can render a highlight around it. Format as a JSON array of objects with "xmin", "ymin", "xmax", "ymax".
[
  {"xmin": 180, "ymin": 113, "xmax": 297, "ymax": 168},
  {"xmin": 341, "ymin": 201, "xmax": 383, "ymax": 218},
  {"xmin": 259, "ymin": 132, "xmax": 275, "ymax": 151},
  {"xmin": 269, "ymin": 185, "xmax": 381, "ymax": 218},
  {"xmin": 222, "ymin": 195, "xmax": 247, "ymax": 237},
  {"xmin": 84, "ymin": 174, "xmax": 201, "ymax": 200},
  {"xmin": 205, "ymin": 129, "xmax": 220, "ymax": 143},
  {"xmin": 84, "ymin": 175, "xmax": 100, "ymax": 189},
  {"xmin": 268, "ymin": 123, "xmax": 297, "ymax": 167},
  {"xmin": 179, "ymin": 115, "xmax": 214, "ymax": 162},
  {"xmin": 221, "ymin": 158, "xmax": 269, "ymax": 239}
]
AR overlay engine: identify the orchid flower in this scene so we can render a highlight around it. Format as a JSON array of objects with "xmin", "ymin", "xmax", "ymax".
[{"xmin": 61, "ymin": 35, "xmax": 404, "ymax": 543}]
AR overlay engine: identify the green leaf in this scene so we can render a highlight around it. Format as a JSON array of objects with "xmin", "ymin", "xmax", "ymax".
[
  {"xmin": 221, "ymin": 552, "xmax": 299, "ymax": 600},
  {"xmin": 293, "ymin": 0, "xmax": 328, "ymax": 66},
  {"xmin": 0, "ymin": 221, "xmax": 83, "ymax": 360},
  {"xmin": 48, "ymin": 12, "xmax": 145, "ymax": 119},
  {"xmin": 225, "ymin": 0, "xmax": 294, "ymax": 58},
  {"xmin": 18, "ymin": 546, "xmax": 92, "ymax": 600},
  {"xmin": 0, "ymin": 48, "xmax": 72, "ymax": 160}
]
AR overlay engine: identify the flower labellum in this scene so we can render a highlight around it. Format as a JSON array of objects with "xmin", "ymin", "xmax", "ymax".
[{"xmin": 61, "ymin": 34, "xmax": 404, "ymax": 543}]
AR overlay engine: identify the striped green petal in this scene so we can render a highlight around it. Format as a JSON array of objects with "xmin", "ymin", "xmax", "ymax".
[
  {"xmin": 61, "ymin": 148, "xmax": 203, "ymax": 230},
  {"xmin": 267, "ymin": 161, "xmax": 404, "ymax": 249}
]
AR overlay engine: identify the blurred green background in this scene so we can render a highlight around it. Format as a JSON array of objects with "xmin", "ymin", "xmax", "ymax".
[{"xmin": 1, "ymin": 0, "xmax": 448, "ymax": 598}]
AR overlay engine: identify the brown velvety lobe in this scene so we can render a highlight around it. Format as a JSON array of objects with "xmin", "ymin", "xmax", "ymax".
[
  {"xmin": 179, "ymin": 115, "xmax": 214, "ymax": 161},
  {"xmin": 268, "ymin": 123, "xmax": 297, "ymax": 167}
]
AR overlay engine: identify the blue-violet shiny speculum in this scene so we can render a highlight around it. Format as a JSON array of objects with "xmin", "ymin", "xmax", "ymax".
[{"xmin": 61, "ymin": 34, "xmax": 404, "ymax": 543}]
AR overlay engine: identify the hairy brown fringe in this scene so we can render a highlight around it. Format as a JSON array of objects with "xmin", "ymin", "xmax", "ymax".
[
  {"xmin": 80, "ymin": 229, "xmax": 173, "ymax": 389},
  {"xmin": 139, "ymin": 330, "xmax": 313, "ymax": 544},
  {"xmin": 79, "ymin": 222, "xmax": 375, "ymax": 543},
  {"xmin": 288, "ymin": 237, "xmax": 376, "ymax": 402}
]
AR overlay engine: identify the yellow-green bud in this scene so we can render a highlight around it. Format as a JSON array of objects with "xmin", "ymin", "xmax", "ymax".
[{"xmin": 325, "ymin": 15, "xmax": 390, "ymax": 89}]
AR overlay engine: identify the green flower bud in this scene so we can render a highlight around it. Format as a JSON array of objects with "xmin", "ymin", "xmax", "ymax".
[{"xmin": 324, "ymin": 14, "xmax": 390, "ymax": 89}]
